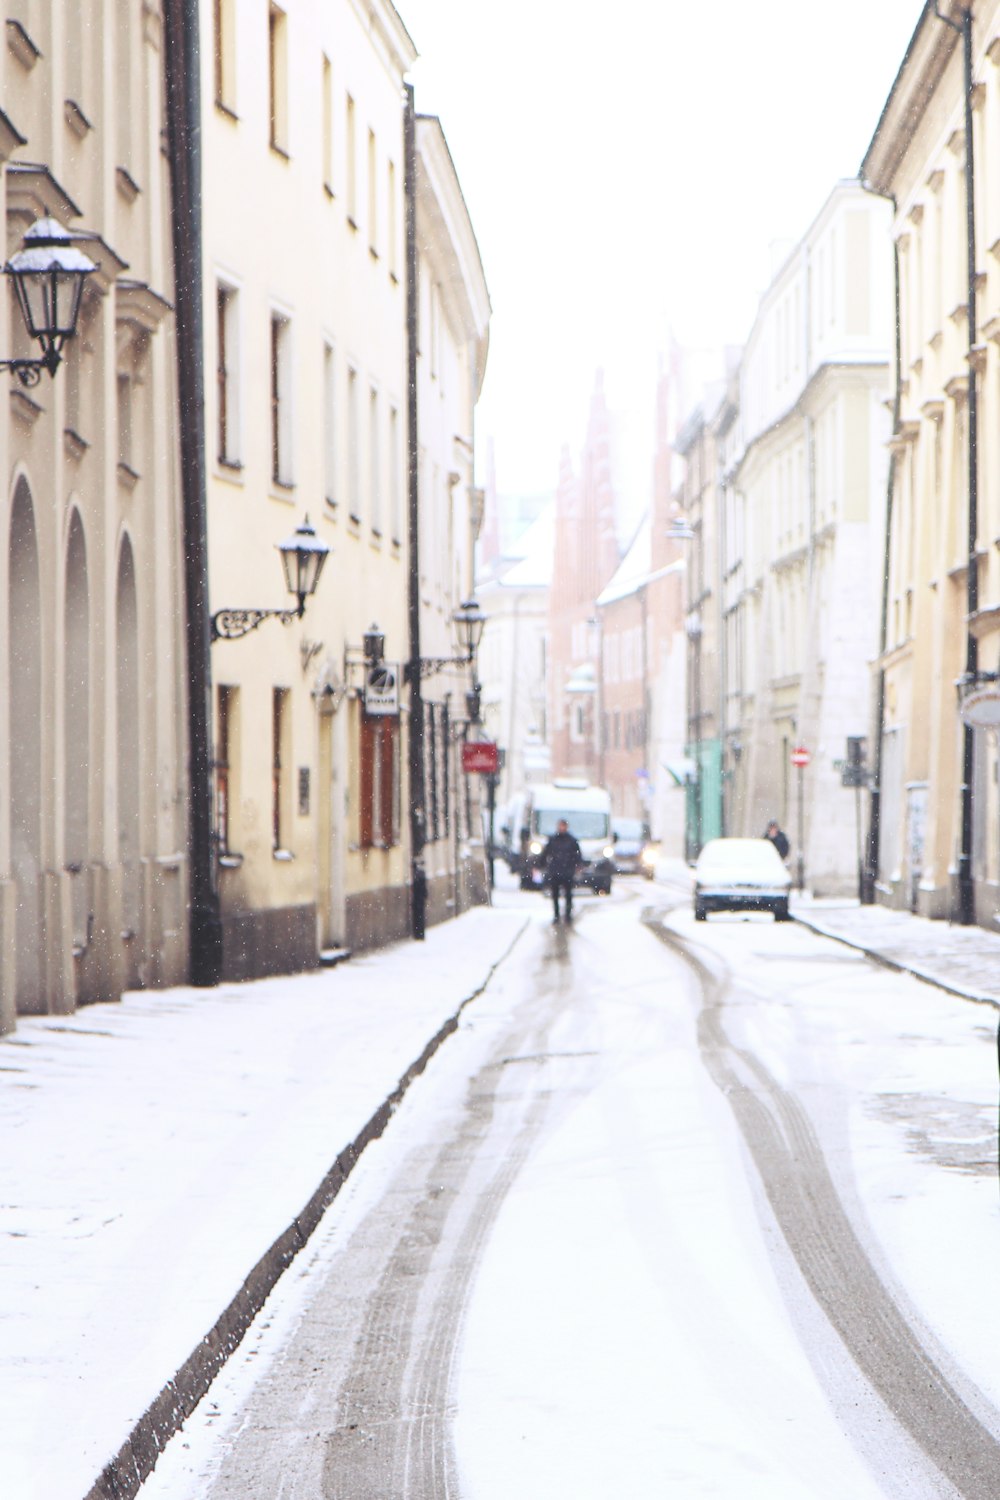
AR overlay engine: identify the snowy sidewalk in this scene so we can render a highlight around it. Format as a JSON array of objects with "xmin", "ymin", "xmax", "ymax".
[
  {"xmin": 793, "ymin": 898, "xmax": 1000, "ymax": 1008},
  {"xmin": 0, "ymin": 904, "xmax": 527, "ymax": 1500},
  {"xmin": 652, "ymin": 852, "xmax": 1000, "ymax": 1010}
]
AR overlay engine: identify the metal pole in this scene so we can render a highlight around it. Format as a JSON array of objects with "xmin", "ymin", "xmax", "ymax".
[
  {"xmin": 163, "ymin": 0, "xmax": 222, "ymax": 985},
  {"xmin": 797, "ymin": 764, "xmax": 805, "ymax": 892},
  {"xmin": 404, "ymin": 85, "xmax": 427, "ymax": 940},
  {"xmin": 958, "ymin": 5, "xmax": 979, "ymax": 925},
  {"xmin": 487, "ymin": 772, "xmax": 496, "ymax": 892}
]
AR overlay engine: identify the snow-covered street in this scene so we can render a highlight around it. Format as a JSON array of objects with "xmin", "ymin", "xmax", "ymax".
[{"xmin": 115, "ymin": 881, "xmax": 1000, "ymax": 1500}]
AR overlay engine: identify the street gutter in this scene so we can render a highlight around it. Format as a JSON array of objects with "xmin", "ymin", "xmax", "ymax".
[
  {"xmin": 81, "ymin": 918, "xmax": 528, "ymax": 1500},
  {"xmin": 791, "ymin": 912, "xmax": 1000, "ymax": 1012}
]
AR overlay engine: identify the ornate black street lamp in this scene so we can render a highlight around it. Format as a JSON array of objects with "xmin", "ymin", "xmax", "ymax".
[
  {"xmin": 1, "ymin": 216, "xmax": 96, "ymax": 385},
  {"xmin": 403, "ymin": 597, "xmax": 486, "ymax": 680},
  {"xmin": 211, "ymin": 516, "xmax": 330, "ymax": 641}
]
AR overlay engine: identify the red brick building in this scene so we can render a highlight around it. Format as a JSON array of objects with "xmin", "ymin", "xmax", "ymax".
[{"xmin": 548, "ymin": 373, "xmax": 621, "ymax": 781}]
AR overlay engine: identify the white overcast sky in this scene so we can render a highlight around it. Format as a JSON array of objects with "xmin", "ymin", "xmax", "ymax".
[{"xmin": 403, "ymin": 0, "xmax": 922, "ymax": 503}]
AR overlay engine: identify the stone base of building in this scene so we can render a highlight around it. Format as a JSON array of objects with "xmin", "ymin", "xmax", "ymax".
[
  {"xmin": 876, "ymin": 873, "xmax": 1000, "ymax": 928},
  {"xmin": 345, "ymin": 885, "xmax": 411, "ymax": 953},
  {"xmin": 221, "ymin": 903, "xmax": 318, "ymax": 982}
]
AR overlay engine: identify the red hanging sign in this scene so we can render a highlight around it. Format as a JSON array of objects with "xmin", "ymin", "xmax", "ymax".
[{"xmin": 462, "ymin": 740, "xmax": 499, "ymax": 775}]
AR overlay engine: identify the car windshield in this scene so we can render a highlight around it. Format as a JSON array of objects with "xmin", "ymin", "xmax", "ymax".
[
  {"xmin": 613, "ymin": 818, "xmax": 644, "ymax": 839},
  {"xmin": 536, "ymin": 810, "xmax": 609, "ymax": 839},
  {"xmin": 696, "ymin": 838, "xmax": 784, "ymax": 872}
]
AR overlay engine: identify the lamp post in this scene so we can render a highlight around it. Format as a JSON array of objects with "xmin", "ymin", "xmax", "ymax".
[
  {"xmin": 210, "ymin": 516, "xmax": 330, "ymax": 641},
  {"xmin": 1, "ymin": 216, "xmax": 96, "ymax": 385},
  {"xmin": 685, "ymin": 607, "xmax": 703, "ymax": 859}
]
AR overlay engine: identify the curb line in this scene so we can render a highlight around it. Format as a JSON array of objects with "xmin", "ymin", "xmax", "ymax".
[
  {"xmin": 792, "ymin": 913, "xmax": 1000, "ymax": 1012},
  {"xmin": 82, "ymin": 918, "xmax": 528, "ymax": 1500}
]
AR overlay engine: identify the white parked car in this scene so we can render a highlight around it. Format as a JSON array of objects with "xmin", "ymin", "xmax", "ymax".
[{"xmin": 692, "ymin": 837, "xmax": 792, "ymax": 922}]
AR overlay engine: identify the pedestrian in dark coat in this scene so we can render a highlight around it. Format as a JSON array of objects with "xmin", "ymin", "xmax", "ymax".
[
  {"xmin": 764, "ymin": 820, "xmax": 790, "ymax": 860},
  {"xmin": 542, "ymin": 819, "xmax": 582, "ymax": 923}
]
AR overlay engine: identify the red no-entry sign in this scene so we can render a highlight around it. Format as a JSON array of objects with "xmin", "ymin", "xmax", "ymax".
[{"xmin": 791, "ymin": 746, "xmax": 810, "ymax": 768}]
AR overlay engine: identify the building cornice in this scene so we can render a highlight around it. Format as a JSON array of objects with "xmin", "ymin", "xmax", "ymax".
[
  {"xmin": 415, "ymin": 115, "xmax": 490, "ymax": 395},
  {"xmin": 861, "ymin": 2, "xmax": 960, "ymax": 194}
]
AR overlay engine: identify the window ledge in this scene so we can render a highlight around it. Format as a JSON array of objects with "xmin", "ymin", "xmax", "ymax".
[
  {"xmin": 116, "ymin": 166, "xmax": 141, "ymax": 204},
  {"xmin": 7, "ymin": 18, "xmax": 41, "ymax": 70},
  {"xmin": 64, "ymin": 99, "xmax": 92, "ymax": 139},
  {"xmin": 64, "ymin": 427, "xmax": 89, "ymax": 461},
  {"xmin": 270, "ymin": 141, "xmax": 290, "ymax": 162},
  {"xmin": 273, "ymin": 847, "xmax": 295, "ymax": 862},
  {"xmin": 118, "ymin": 461, "xmax": 140, "ymax": 491},
  {"xmin": 11, "ymin": 387, "xmax": 43, "ymax": 429},
  {"xmin": 215, "ymin": 99, "xmax": 239, "ymax": 123},
  {"xmin": 218, "ymin": 851, "xmax": 244, "ymax": 869}
]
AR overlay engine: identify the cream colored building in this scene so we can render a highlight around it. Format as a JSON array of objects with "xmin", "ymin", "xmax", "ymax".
[
  {"xmin": 477, "ymin": 502, "xmax": 553, "ymax": 811},
  {"xmin": 0, "ymin": 0, "xmax": 190, "ymax": 1031},
  {"xmin": 862, "ymin": 0, "xmax": 1000, "ymax": 922},
  {"xmin": 412, "ymin": 110, "xmax": 491, "ymax": 922},
  {"xmin": 203, "ymin": 1, "xmax": 488, "ymax": 972},
  {"xmin": 726, "ymin": 182, "xmax": 891, "ymax": 893}
]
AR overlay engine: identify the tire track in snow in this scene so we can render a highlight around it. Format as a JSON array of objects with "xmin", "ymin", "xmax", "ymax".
[{"xmin": 644, "ymin": 912, "xmax": 1000, "ymax": 1500}]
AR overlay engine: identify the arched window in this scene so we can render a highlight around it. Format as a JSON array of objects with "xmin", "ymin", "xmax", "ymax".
[
  {"xmin": 65, "ymin": 511, "xmax": 90, "ymax": 952},
  {"xmin": 116, "ymin": 535, "xmax": 141, "ymax": 948},
  {"xmin": 9, "ymin": 477, "xmax": 42, "ymax": 1011}
]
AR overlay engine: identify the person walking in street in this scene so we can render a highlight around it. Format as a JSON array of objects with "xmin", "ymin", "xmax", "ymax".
[
  {"xmin": 542, "ymin": 818, "xmax": 582, "ymax": 923},
  {"xmin": 764, "ymin": 819, "xmax": 790, "ymax": 861}
]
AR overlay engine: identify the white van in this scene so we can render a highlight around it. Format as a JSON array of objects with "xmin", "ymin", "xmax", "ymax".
[{"xmin": 516, "ymin": 779, "xmax": 614, "ymax": 895}]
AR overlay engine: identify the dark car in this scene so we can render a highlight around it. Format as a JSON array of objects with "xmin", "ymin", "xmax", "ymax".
[{"xmin": 612, "ymin": 817, "xmax": 654, "ymax": 877}]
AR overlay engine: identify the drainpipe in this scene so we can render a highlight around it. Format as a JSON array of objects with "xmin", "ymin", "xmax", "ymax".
[
  {"xmin": 934, "ymin": 3, "xmax": 979, "ymax": 922},
  {"xmin": 959, "ymin": 3, "xmax": 980, "ymax": 924},
  {"xmin": 404, "ymin": 84, "xmax": 427, "ymax": 940},
  {"xmin": 162, "ymin": 0, "xmax": 223, "ymax": 983},
  {"xmin": 858, "ymin": 196, "xmax": 899, "ymax": 908}
]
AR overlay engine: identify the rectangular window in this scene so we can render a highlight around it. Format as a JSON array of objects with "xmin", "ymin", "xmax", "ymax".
[
  {"xmin": 270, "ymin": 313, "xmax": 292, "ymax": 486},
  {"xmin": 214, "ymin": 0, "xmax": 236, "ymax": 112},
  {"xmin": 369, "ymin": 385, "xmax": 381, "ymax": 535},
  {"xmin": 387, "ymin": 159, "xmax": 397, "ymax": 277},
  {"xmin": 347, "ymin": 365, "xmax": 360, "ymax": 521},
  {"xmin": 116, "ymin": 1, "xmax": 134, "ymax": 172},
  {"xmin": 389, "ymin": 405, "xmax": 401, "ymax": 542},
  {"xmin": 217, "ymin": 282, "xmax": 240, "ymax": 467},
  {"xmin": 117, "ymin": 372, "xmax": 133, "ymax": 471},
  {"xmin": 216, "ymin": 684, "xmax": 236, "ymax": 853},
  {"xmin": 368, "ymin": 128, "xmax": 378, "ymax": 255},
  {"xmin": 359, "ymin": 714, "xmax": 398, "ymax": 849},
  {"xmin": 272, "ymin": 687, "xmax": 290, "ymax": 851},
  {"xmin": 323, "ymin": 341, "xmax": 336, "ymax": 507},
  {"xmin": 346, "ymin": 94, "xmax": 357, "ymax": 224},
  {"xmin": 321, "ymin": 55, "xmax": 333, "ymax": 191},
  {"xmin": 268, "ymin": 4, "xmax": 288, "ymax": 154}
]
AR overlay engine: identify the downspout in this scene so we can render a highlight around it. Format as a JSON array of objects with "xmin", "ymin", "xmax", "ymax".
[
  {"xmin": 958, "ymin": 3, "xmax": 980, "ymax": 924},
  {"xmin": 933, "ymin": 2, "xmax": 980, "ymax": 921},
  {"xmin": 162, "ymin": 0, "xmax": 223, "ymax": 983},
  {"xmin": 858, "ymin": 195, "xmax": 899, "ymax": 907},
  {"xmin": 404, "ymin": 84, "xmax": 427, "ymax": 939}
]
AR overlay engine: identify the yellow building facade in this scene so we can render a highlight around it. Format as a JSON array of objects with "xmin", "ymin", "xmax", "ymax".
[
  {"xmin": 202, "ymin": 1, "xmax": 489, "ymax": 973},
  {"xmin": 863, "ymin": 0, "xmax": 1000, "ymax": 921},
  {"xmin": 0, "ymin": 0, "xmax": 190, "ymax": 1031}
]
